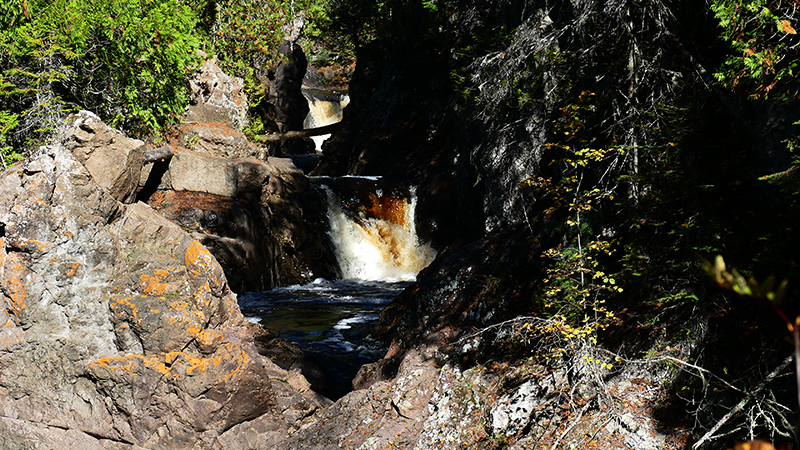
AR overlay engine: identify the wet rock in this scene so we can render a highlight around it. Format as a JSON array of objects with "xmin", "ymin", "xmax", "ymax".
[{"xmin": 263, "ymin": 157, "xmax": 340, "ymax": 285}]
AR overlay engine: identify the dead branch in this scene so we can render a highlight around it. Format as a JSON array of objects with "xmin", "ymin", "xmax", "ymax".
[{"xmin": 692, "ymin": 353, "xmax": 794, "ymax": 450}]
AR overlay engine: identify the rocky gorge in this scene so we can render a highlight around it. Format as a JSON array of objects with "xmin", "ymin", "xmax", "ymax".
[
  {"xmin": 0, "ymin": 53, "xmax": 667, "ymax": 450},
  {"xmin": 2, "ymin": 0, "xmax": 800, "ymax": 449}
]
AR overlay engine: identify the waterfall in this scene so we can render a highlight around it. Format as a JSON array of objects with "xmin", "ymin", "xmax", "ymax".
[
  {"xmin": 322, "ymin": 181, "xmax": 436, "ymax": 282},
  {"xmin": 303, "ymin": 89, "xmax": 350, "ymax": 151}
]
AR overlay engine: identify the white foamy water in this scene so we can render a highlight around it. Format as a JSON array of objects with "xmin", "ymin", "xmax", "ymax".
[
  {"xmin": 303, "ymin": 91, "xmax": 350, "ymax": 151},
  {"xmin": 325, "ymin": 188, "xmax": 436, "ymax": 282}
]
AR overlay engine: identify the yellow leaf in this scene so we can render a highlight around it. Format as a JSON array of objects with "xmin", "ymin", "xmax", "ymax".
[{"xmin": 781, "ymin": 20, "xmax": 796, "ymax": 34}]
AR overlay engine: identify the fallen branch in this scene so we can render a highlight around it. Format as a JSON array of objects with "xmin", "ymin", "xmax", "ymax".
[
  {"xmin": 692, "ymin": 353, "xmax": 793, "ymax": 450},
  {"xmin": 257, "ymin": 122, "xmax": 342, "ymax": 143},
  {"xmin": 143, "ymin": 145, "xmax": 174, "ymax": 163}
]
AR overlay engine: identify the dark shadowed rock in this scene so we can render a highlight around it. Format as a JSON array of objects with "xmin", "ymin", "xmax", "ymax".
[
  {"xmin": 271, "ymin": 42, "xmax": 314, "ymax": 156},
  {"xmin": 138, "ymin": 152, "xmax": 337, "ymax": 292}
]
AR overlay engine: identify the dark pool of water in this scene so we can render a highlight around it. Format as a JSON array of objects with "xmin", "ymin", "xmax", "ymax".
[{"xmin": 238, "ymin": 278, "xmax": 409, "ymax": 399}]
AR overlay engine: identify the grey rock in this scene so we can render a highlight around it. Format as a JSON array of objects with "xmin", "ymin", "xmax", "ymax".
[
  {"xmin": 68, "ymin": 121, "xmax": 146, "ymax": 203},
  {"xmin": 169, "ymin": 149, "xmax": 239, "ymax": 197},
  {"xmin": 187, "ymin": 57, "xmax": 248, "ymax": 131},
  {"xmin": 0, "ymin": 139, "xmax": 325, "ymax": 449}
]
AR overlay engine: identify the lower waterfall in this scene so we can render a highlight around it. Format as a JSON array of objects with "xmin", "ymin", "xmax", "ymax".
[{"xmin": 325, "ymin": 184, "xmax": 436, "ymax": 281}]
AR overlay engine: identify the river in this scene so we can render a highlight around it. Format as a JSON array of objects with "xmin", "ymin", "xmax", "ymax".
[{"xmin": 239, "ymin": 175, "xmax": 436, "ymax": 399}]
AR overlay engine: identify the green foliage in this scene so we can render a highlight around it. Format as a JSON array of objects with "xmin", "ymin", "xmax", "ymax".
[
  {"xmin": 0, "ymin": 109, "xmax": 22, "ymax": 168},
  {"xmin": 521, "ymin": 91, "xmax": 624, "ymax": 343},
  {"xmin": 703, "ymin": 254, "xmax": 788, "ymax": 303},
  {"xmin": 322, "ymin": 0, "xmax": 446, "ymax": 58},
  {"xmin": 208, "ymin": 0, "xmax": 292, "ymax": 76},
  {"xmin": 195, "ymin": 0, "xmax": 336, "ymax": 119},
  {"xmin": 325, "ymin": 0, "xmax": 388, "ymax": 48},
  {"xmin": 1, "ymin": 0, "xmax": 202, "ymax": 147},
  {"xmin": 711, "ymin": 0, "xmax": 800, "ymax": 99}
]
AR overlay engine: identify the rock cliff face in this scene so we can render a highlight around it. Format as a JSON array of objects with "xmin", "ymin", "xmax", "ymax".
[
  {"xmin": 274, "ymin": 346, "xmax": 671, "ymax": 450},
  {"xmin": 0, "ymin": 117, "xmax": 329, "ymax": 449},
  {"xmin": 136, "ymin": 58, "xmax": 337, "ymax": 292},
  {"xmin": 304, "ymin": 1, "xmax": 707, "ymax": 448}
]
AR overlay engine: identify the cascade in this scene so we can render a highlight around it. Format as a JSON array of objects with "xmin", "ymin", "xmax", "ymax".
[
  {"xmin": 303, "ymin": 89, "xmax": 350, "ymax": 151},
  {"xmin": 239, "ymin": 177, "xmax": 436, "ymax": 399},
  {"xmin": 319, "ymin": 177, "xmax": 436, "ymax": 281}
]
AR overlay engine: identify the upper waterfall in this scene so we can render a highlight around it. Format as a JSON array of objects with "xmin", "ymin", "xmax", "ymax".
[{"xmin": 303, "ymin": 89, "xmax": 350, "ymax": 151}]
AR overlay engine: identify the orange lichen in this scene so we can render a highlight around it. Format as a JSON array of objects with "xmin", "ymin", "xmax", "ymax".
[
  {"xmin": 185, "ymin": 240, "xmax": 215, "ymax": 272},
  {"xmin": 12, "ymin": 238, "xmax": 48, "ymax": 253},
  {"xmin": 111, "ymin": 296, "xmax": 141, "ymax": 325},
  {"xmin": 187, "ymin": 323, "xmax": 201, "ymax": 336},
  {"xmin": 184, "ymin": 240, "xmax": 224, "ymax": 290},
  {"xmin": 139, "ymin": 268, "xmax": 183, "ymax": 296},
  {"xmin": 2, "ymin": 252, "xmax": 29, "ymax": 321},
  {"xmin": 195, "ymin": 329, "xmax": 223, "ymax": 348},
  {"xmin": 62, "ymin": 263, "xmax": 81, "ymax": 277},
  {"xmin": 88, "ymin": 344, "xmax": 251, "ymax": 383},
  {"xmin": 167, "ymin": 351, "xmax": 210, "ymax": 376},
  {"xmin": 191, "ymin": 283, "xmax": 212, "ymax": 309},
  {"xmin": 89, "ymin": 354, "xmax": 171, "ymax": 377}
]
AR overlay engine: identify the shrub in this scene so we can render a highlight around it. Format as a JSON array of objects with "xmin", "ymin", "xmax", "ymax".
[
  {"xmin": 1, "ymin": 0, "xmax": 202, "ymax": 152},
  {"xmin": 711, "ymin": 0, "xmax": 800, "ymax": 99}
]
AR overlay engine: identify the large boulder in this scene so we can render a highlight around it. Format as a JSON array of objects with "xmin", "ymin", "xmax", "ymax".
[
  {"xmin": 181, "ymin": 57, "xmax": 263, "ymax": 160},
  {"xmin": 187, "ymin": 56, "xmax": 249, "ymax": 131},
  {"xmin": 137, "ymin": 150, "xmax": 338, "ymax": 292},
  {"xmin": 132, "ymin": 56, "xmax": 337, "ymax": 292},
  {"xmin": 0, "ymin": 138, "xmax": 327, "ymax": 449},
  {"xmin": 69, "ymin": 118, "xmax": 146, "ymax": 204}
]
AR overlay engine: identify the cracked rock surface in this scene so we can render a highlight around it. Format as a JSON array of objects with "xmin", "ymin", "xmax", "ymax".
[{"xmin": 0, "ymin": 133, "xmax": 326, "ymax": 449}]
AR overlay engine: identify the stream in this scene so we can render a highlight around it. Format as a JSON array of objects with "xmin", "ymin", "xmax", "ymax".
[
  {"xmin": 238, "ymin": 279, "xmax": 408, "ymax": 399},
  {"xmin": 239, "ymin": 143, "xmax": 436, "ymax": 398}
]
